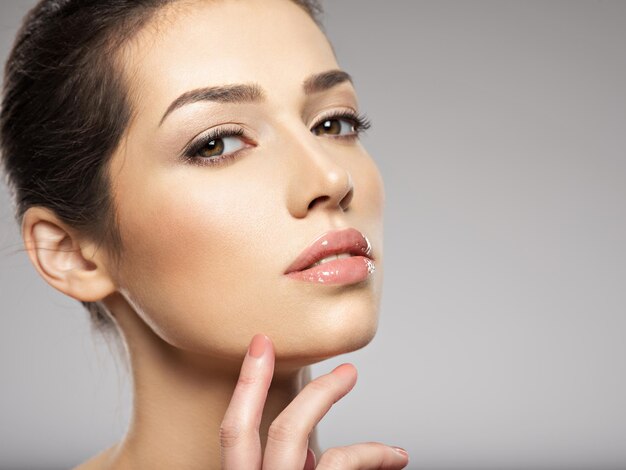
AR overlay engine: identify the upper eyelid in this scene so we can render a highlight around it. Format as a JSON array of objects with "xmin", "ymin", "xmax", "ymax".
[
  {"xmin": 309, "ymin": 107, "xmax": 359, "ymax": 124},
  {"xmin": 182, "ymin": 125, "xmax": 248, "ymax": 155}
]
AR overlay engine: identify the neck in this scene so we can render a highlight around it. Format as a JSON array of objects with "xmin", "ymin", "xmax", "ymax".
[{"xmin": 100, "ymin": 294, "xmax": 319, "ymax": 470}]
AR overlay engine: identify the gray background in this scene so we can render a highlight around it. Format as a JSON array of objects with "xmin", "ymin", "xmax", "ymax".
[{"xmin": 1, "ymin": 1, "xmax": 625, "ymax": 469}]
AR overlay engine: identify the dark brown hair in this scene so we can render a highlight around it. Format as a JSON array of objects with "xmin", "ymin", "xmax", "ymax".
[{"xmin": 0, "ymin": 0, "xmax": 323, "ymax": 337}]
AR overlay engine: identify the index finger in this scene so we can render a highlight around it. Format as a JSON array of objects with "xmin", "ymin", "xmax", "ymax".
[{"xmin": 220, "ymin": 334, "xmax": 274, "ymax": 469}]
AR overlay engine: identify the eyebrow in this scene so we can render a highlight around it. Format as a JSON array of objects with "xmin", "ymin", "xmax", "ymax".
[
  {"xmin": 159, "ymin": 69, "xmax": 353, "ymax": 126},
  {"xmin": 303, "ymin": 69, "xmax": 352, "ymax": 95}
]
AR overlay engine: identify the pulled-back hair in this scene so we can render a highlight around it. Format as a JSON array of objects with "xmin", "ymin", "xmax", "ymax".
[{"xmin": 0, "ymin": 0, "xmax": 323, "ymax": 336}]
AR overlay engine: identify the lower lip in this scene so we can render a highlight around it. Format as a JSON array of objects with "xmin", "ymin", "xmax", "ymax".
[{"xmin": 285, "ymin": 256, "xmax": 376, "ymax": 285}]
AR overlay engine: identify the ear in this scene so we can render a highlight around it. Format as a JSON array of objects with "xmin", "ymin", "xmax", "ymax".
[{"xmin": 21, "ymin": 206, "xmax": 117, "ymax": 302}]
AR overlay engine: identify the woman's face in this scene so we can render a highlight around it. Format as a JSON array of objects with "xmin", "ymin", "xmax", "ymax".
[{"xmin": 107, "ymin": 0, "xmax": 385, "ymax": 366}]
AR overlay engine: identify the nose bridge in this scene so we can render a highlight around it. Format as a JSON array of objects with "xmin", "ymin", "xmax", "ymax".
[{"xmin": 282, "ymin": 122, "xmax": 354, "ymax": 218}]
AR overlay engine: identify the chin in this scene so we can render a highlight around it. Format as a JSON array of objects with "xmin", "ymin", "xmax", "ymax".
[
  {"xmin": 272, "ymin": 296, "xmax": 380, "ymax": 372},
  {"xmin": 322, "ymin": 308, "xmax": 379, "ymax": 356}
]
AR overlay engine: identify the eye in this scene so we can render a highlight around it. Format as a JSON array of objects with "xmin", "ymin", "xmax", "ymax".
[
  {"xmin": 182, "ymin": 127, "xmax": 250, "ymax": 167},
  {"xmin": 312, "ymin": 118, "xmax": 354, "ymax": 136},
  {"xmin": 196, "ymin": 135, "xmax": 246, "ymax": 159},
  {"xmin": 311, "ymin": 111, "xmax": 371, "ymax": 139}
]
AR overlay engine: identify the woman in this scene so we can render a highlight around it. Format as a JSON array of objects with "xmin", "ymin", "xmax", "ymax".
[{"xmin": 1, "ymin": 0, "xmax": 408, "ymax": 468}]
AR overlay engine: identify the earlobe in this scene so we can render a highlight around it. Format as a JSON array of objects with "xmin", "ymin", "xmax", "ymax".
[{"xmin": 21, "ymin": 207, "xmax": 117, "ymax": 302}]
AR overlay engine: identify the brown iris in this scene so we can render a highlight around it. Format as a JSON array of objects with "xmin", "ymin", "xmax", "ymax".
[
  {"xmin": 314, "ymin": 119, "xmax": 344, "ymax": 136},
  {"xmin": 199, "ymin": 139, "xmax": 225, "ymax": 158}
]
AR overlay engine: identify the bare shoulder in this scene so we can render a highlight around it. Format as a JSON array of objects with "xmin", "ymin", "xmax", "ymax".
[{"xmin": 72, "ymin": 445, "xmax": 119, "ymax": 470}]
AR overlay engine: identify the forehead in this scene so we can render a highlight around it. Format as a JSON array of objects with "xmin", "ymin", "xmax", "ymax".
[{"xmin": 121, "ymin": 0, "xmax": 338, "ymax": 119}]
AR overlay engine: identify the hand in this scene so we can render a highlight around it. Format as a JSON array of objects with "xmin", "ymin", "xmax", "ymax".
[{"xmin": 220, "ymin": 334, "xmax": 410, "ymax": 469}]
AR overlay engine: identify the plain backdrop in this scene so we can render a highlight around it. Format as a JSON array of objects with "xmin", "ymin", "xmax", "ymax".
[{"xmin": 1, "ymin": 1, "xmax": 626, "ymax": 469}]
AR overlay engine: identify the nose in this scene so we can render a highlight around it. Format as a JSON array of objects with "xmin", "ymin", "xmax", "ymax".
[{"xmin": 285, "ymin": 133, "xmax": 355, "ymax": 219}]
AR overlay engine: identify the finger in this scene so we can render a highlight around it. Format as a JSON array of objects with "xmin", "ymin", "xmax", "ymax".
[
  {"xmin": 316, "ymin": 442, "xmax": 409, "ymax": 470},
  {"xmin": 262, "ymin": 363, "xmax": 357, "ymax": 469},
  {"xmin": 220, "ymin": 334, "xmax": 274, "ymax": 469},
  {"xmin": 302, "ymin": 448, "xmax": 316, "ymax": 470}
]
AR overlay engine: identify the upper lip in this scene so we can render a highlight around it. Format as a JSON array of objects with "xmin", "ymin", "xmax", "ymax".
[{"xmin": 284, "ymin": 227, "xmax": 374, "ymax": 274}]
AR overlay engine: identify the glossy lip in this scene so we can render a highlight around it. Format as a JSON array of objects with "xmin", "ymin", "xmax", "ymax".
[{"xmin": 284, "ymin": 227, "xmax": 374, "ymax": 275}]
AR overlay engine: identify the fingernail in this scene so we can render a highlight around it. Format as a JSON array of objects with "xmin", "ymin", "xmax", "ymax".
[
  {"xmin": 392, "ymin": 446, "xmax": 409, "ymax": 459},
  {"xmin": 305, "ymin": 447, "xmax": 316, "ymax": 467},
  {"xmin": 248, "ymin": 334, "xmax": 267, "ymax": 358},
  {"xmin": 331, "ymin": 363, "xmax": 355, "ymax": 378}
]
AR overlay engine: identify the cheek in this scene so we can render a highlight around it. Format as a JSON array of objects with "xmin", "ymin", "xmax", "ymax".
[
  {"xmin": 114, "ymin": 174, "xmax": 274, "ymax": 351},
  {"xmin": 360, "ymin": 155, "xmax": 385, "ymax": 219},
  {"xmin": 352, "ymin": 151, "xmax": 385, "ymax": 255}
]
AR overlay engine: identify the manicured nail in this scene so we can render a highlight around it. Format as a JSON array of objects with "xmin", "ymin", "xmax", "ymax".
[
  {"xmin": 392, "ymin": 446, "xmax": 409, "ymax": 459},
  {"xmin": 305, "ymin": 448, "xmax": 316, "ymax": 467},
  {"xmin": 248, "ymin": 334, "xmax": 267, "ymax": 358}
]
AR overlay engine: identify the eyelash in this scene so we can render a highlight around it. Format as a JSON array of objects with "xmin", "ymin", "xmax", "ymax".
[{"xmin": 181, "ymin": 110, "xmax": 372, "ymax": 168}]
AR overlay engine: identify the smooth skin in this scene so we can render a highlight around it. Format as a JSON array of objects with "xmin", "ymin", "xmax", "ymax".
[{"xmin": 20, "ymin": 0, "xmax": 407, "ymax": 467}]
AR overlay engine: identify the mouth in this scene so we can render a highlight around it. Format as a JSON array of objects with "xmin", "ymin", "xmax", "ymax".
[{"xmin": 284, "ymin": 227, "xmax": 376, "ymax": 285}]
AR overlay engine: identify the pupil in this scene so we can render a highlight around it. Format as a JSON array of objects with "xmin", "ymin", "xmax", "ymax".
[
  {"xmin": 322, "ymin": 119, "xmax": 341, "ymax": 135},
  {"xmin": 201, "ymin": 138, "xmax": 224, "ymax": 157}
]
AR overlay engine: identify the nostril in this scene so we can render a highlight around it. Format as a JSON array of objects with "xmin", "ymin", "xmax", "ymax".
[
  {"xmin": 308, "ymin": 195, "xmax": 329, "ymax": 210},
  {"xmin": 340, "ymin": 187, "xmax": 354, "ymax": 211}
]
